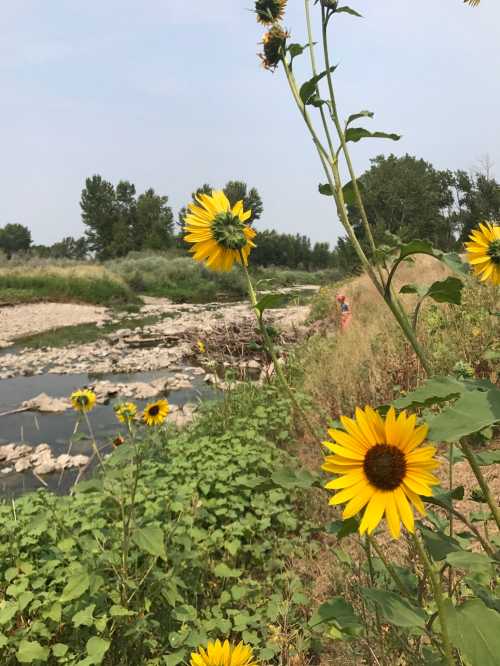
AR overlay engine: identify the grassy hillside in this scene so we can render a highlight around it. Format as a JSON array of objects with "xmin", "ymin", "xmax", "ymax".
[{"xmin": 0, "ymin": 263, "xmax": 139, "ymax": 308}]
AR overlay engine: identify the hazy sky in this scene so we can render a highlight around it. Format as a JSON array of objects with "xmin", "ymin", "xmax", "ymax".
[{"xmin": 1, "ymin": 1, "xmax": 499, "ymax": 247}]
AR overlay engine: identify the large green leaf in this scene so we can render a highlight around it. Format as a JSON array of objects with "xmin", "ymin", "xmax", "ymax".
[
  {"xmin": 345, "ymin": 127, "xmax": 401, "ymax": 143},
  {"xmin": 86, "ymin": 637, "xmax": 110, "ymax": 665},
  {"xmin": 131, "ymin": 526, "xmax": 167, "ymax": 561},
  {"xmin": 335, "ymin": 6, "xmax": 363, "ymax": 18},
  {"xmin": 255, "ymin": 294, "xmax": 286, "ymax": 314},
  {"xmin": 445, "ymin": 598, "xmax": 500, "ymax": 666},
  {"xmin": 346, "ymin": 110, "xmax": 374, "ymax": 126},
  {"xmin": 318, "ymin": 183, "xmax": 334, "ymax": 196},
  {"xmin": 361, "ymin": 588, "xmax": 426, "ymax": 628},
  {"xmin": 393, "ymin": 376, "xmax": 465, "ymax": 409},
  {"xmin": 309, "ymin": 597, "xmax": 363, "ymax": 637},
  {"xmin": 299, "ymin": 66, "xmax": 337, "ymax": 105},
  {"xmin": 445, "ymin": 551, "xmax": 494, "ymax": 574},
  {"xmin": 420, "ymin": 526, "xmax": 461, "ymax": 561},
  {"xmin": 342, "ymin": 179, "xmax": 366, "ymax": 206},
  {"xmin": 60, "ymin": 571, "xmax": 90, "ymax": 603},
  {"xmin": 427, "ymin": 387, "xmax": 500, "ymax": 442},
  {"xmin": 271, "ymin": 467, "xmax": 317, "ymax": 489},
  {"xmin": 426, "ymin": 277, "xmax": 464, "ymax": 305},
  {"xmin": 326, "ymin": 517, "xmax": 359, "ymax": 539},
  {"xmin": 16, "ymin": 640, "xmax": 50, "ymax": 663}
]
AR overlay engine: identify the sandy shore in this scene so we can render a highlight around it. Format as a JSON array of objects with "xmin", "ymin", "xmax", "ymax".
[{"xmin": 0, "ymin": 303, "xmax": 107, "ymax": 345}]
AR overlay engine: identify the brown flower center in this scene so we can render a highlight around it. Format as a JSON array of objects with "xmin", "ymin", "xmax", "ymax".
[
  {"xmin": 363, "ymin": 444, "xmax": 407, "ymax": 491},
  {"xmin": 148, "ymin": 405, "xmax": 160, "ymax": 417}
]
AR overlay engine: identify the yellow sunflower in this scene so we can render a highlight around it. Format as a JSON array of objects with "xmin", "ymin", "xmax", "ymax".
[
  {"xmin": 70, "ymin": 389, "xmax": 97, "ymax": 413},
  {"xmin": 323, "ymin": 406, "xmax": 440, "ymax": 539},
  {"xmin": 255, "ymin": 0, "xmax": 287, "ymax": 25},
  {"xmin": 184, "ymin": 191, "xmax": 256, "ymax": 272},
  {"xmin": 465, "ymin": 221, "xmax": 500, "ymax": 286},
  {"xmin": 196, "ymin": 340, "xmax": 206, "ymax": 354},
  {"xmin": 114, "ymin": 402, "xmax": 138, "ymax": 424},
  {"xmin": 143, "ymin": 399, "xmax": 169, "ymax": 427},
  {"xmin": 190, "ymin": 640, "xmax": 257, "ymax": 666}
]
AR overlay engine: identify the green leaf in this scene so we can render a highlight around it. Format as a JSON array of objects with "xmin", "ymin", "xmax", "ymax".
[
  {"xmin": 428, "ymin": 387, "xmax": 500, "ymax": 442},
  {"xmin": 400, "ymin": 283, "xmax": 428, "ymax": 299},
  {"xmin": 131, "ymin": 526, "xmax": 166, "ymax": 561},
  {"xmin": 287, "ymin": 43, "xmax": 306, "ymax": 59},
  {"xmin": 445, "ymin": 598, "xmax": 500, "ymax": 666},
  {"xmin": 361, "ymin": 588, "xmax": 426, "ymax": 628},
  {"xmin": 445, "ymin": 551, "xmax": 494, "ymax": 574},
  {"xmin": 342, "ymin": 179, "xmax": 365, "ymax": 206},
  {"xmin": 60, "ymin": 571, "xmax": 90, "ymax": 603},
  {"xmin": 17, "ymin": 640, "xmax": 50, "ymax": 663},
  {"xmin": 476, "ymin": 450, "xmax": 500, "ymax": 466},
  {"xmin": 255, "ymin": 294, "xmax": 286, "ymax": 314},
  {"xmin": 441, "ymin": 251, "xmax": 469, "ymax": 276},
  {"xmin": 271, "ymin": 467, "xmax": 317, "ymax": 489},
  {"xmin": 213, "ymin": 563, "xmax": 242, "ymax": 578},
  {"xmin": 393, "ymin": 376, "xmax": 464, "ymax": 409},
  {"xmin": 72, "ymin": 604, "xmax": 96, "ymax": 628},
  {"xmin": 326, "ymin": 517, "xmax": 359, "ymax": 539},
  {"xmin": 345, "ymin": 127, "xmax": 400, "ymax": 143},
  {"xmin": 85, "ymin": 636, "xmax": 110, "ymax": 665},
  {"xmin": 421, "ymin": 526, "xmax": 461, "ymax": 561},
  {"xmin": 426, "ymin": 486, "xmax": 464, "ymax": 511},
  {"xmin": 426, "ymin": 277, "xmax": 464, "ymax": 305},
  {"xmin": 52, "ymin": 644, "xmax": 68, "ymax": 658},
  {"xmin": 299, "ymin": 66, "xmax": 337, "ymax": 105},
  {"xmin": 397, "ymin": 239, "xmax": 438, "ymax": 261},
  {"xmin": 335, "ymin": 5, "xmax": 363, "ymax": 18},
  {"xmin": 346, "ymin": 110, "xmax": 373, "ymax": 127},
  {"xmin": 318, "ymin": 183, "xmax": 334, "ymax": 196},
  {"xmin": 309, "ymin": 597, "xmax": 362, "ymax": 637},
  {"xmin": 110, "ymin": 605, "xmax": 135, "ymax": 617},
  {"xmin": 165, "ymin": 651, "xmax": 187, "ymax": 666},
  {"xmin": 0, "ymin": 601, "xmax": 18, "ymax": 625}
]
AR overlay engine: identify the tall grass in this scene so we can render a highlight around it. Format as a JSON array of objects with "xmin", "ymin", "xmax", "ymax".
[
  {"xmin": 301, "ymin": 255, "xmax": 499, "ymax": 418},
  {"xmin": 0, "ymin": 263, "xmax": 139, "ymax": 307}
]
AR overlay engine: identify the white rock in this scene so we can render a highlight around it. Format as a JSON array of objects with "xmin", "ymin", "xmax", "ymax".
[{"xmin": 22, "ymin": 393, "xmax": 71, "ymax": 413}]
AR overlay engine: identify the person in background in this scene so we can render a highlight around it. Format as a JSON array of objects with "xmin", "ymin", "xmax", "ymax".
[{"xmin": 336, "ymin": 293, "xmax": 352, "ymax": 331}]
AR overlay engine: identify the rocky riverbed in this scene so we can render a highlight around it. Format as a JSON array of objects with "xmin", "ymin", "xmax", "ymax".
[{"xmin": 0, "ymin": 292, "xmax": 315, "ymax": 494}]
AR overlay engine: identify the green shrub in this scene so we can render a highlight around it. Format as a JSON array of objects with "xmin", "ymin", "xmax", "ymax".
[{"xmin": 0, "ymin": 385, "xmax": 317, "ymax": 665}]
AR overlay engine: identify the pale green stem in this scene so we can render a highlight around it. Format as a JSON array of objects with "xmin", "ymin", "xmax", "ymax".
[
  {"xmin": 412, "ymin": 532, "xmax": 455, "ymax": 666},
  {"xmin": 367, "ymin": 535, "xmax": 412, "ymax": 599},
  {"xmin": 240, "ymin": 256, "xmax": 321, "ymax": 441},
  {"xmin": 83, "ymin": 410, "xmax": 104, "ymax": 467},
  {"xmin": 461, "ymin": 439, "xmax": 500, "ymax": 531}
]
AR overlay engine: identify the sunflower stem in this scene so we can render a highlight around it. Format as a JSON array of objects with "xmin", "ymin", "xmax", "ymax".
[
  {"xmin": 367, "ymin": 535, "xmax": 412, "ymax": 599},
  {"xmin": 364, "ymin": 537, "xmax": 387, "ymax": 665},
  {"xmin": 82, "ymin": 410, "xmax": 104, "ymax": 468},
  {"xmin": 239, "ymin": 256, "xmax": 321, "ymax": 441},
  {"xmin": 412, "ymin": 532, "xmax": 455, "ymax": 666},
  {"xmin": 461, "ymin": 439, "xmax": 500, "ymax": 531}
]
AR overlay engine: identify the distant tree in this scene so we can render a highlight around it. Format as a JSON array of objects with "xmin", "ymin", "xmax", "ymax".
[
  {"xmin": 250, "ymin": 229, "xmax": 335, "ymax": 270},
  {"xmin": 50, "ymin": 236, "xmax": 88, "ymax": 260},
  {"xmin": 81, "ymin": 175, "xmax": 175, "ymax": 259},
  {"xmin": 0, "ymin": 223, "xmax": 32, "ymax": 258},
  {"xmin": 347, "ymin": 154, "xmax": 455, "ymax": 251},
  {"xmin": 135, "ymin": 189, "xmax": 175, "ymax": 250},
  {"xmin": 223, "ymin": 181, "xmax": 264, "ymax": 223},
  {"xmin": 449, "ymin": 169, "xmax": 500, "ymax": 241},
  {"xmin": 80, "ymin": 175, "xmax": 117, "ymax": 260}
]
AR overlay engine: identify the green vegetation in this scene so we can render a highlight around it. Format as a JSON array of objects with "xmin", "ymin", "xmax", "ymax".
[
  {"xmin": 0, "ymin": 265, "xmax": 140, "ymax": 308},
  {"xmin": 0, "ymin": 385, "xmax": 321, "ymax": 665}
]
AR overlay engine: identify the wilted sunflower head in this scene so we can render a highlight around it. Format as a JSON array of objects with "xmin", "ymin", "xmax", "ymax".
[
  {"xmin": 190, "ymin": 639, "xmax": 257, "ymax": 666},
  {"xmin": 70, "ymin": 389, "xmax": 97, "ymax": 413},
  {"xmin": 184, "ymin": 190, "xmax": 256, "ymax": 272},
  {"xmin": 143, "ymin": 399, "xmax": 169, "ymax": 427},
  {"xmin": 255, "ymin": 0, "xmax": 287, "ymax": 25},
  {"xmin": 114, "ymin": 402, "xmax": 138, "ymax": 424},
  {"xmin": 259, "ymin": 24, "xmax": 288, "ymax": 71},
  {"xmin": 465, "ymin": 221, "xmax": 500, "ymax": 286}
]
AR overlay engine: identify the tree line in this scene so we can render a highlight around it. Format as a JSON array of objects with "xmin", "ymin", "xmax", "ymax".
[{"xmin": 2, "ymin": 156, "xmax": 499, "ymax": 273}]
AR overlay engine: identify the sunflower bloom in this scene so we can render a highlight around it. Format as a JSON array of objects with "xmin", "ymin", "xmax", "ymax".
[
  {"xmin": 255, "ymin": 0, "xmax": 287, "ymax": 25},
  {"xmin": 190, "ymin": 640, "xmax": 257, "ymax": 666},
  {"xmin": 115, "ymin": 402, "xmax": 138, "ymax": 424},
  {"xmin": 143, "ymin": 399, "xmax": 169, "ymax": 427},
  {"xmin": 323, "ymin": 407, "xmax": 440, "ymax": 539},
  {"xmin": 465, "ymin": 222, "xmax": 500, "ymax": 286},
  {"xmin": 184, "ymin": 191, "xmax": 256, "ymax": 272},
  {"xmin": 196, "ymin": 340, "xmax": 206, "ymax": 353},
  {"xmin": 70, "ymin": 389, "xmax": 97, "ymax": 413}
]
